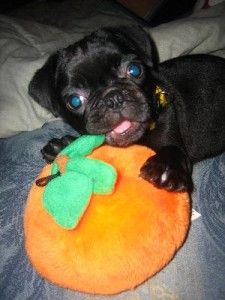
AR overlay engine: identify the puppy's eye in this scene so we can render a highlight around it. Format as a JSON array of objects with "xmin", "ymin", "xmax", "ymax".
[
  {"xmin": 127, "ymin": 64, "xmax": 142, "ymax": 78},
  {"xmin": 67, "ymin": 95, "xmax": 85, "ymax": 111}
]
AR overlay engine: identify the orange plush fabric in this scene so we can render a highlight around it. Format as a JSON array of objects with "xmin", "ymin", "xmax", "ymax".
[{"xmin": 24, "ymin": 144, "xmax": 190, "ymax": 295}]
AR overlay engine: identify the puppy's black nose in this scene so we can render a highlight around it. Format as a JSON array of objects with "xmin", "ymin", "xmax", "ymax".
[{"xmin": 105, "ymin": 90, "xmax": 123, "ymax": 110}]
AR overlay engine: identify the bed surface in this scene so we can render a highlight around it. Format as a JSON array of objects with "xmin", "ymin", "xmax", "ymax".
[{"xmin": 0, "ymin": 1, "xmax": 225, "ymax": 299}]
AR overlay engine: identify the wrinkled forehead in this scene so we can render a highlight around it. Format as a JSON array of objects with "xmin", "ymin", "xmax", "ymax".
[
  {"xmin": 62, "ymin": 43, "xmax": 137, "ymax": 90},
  {"xmin": 64, "ymin": 29, "xmax": 140, "ymax": 66},
  {"xmin": 66, "ymin": 37, "xmax": 134, "ymax": 67}
]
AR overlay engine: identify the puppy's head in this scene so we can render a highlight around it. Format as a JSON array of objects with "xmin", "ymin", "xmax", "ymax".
[{"xmin": 29, "ymin": 26, "xmax": 157, "ymax": 146}]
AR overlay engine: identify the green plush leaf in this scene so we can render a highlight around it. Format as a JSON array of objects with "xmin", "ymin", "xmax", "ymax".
[
  {"xmin": 66, "ymin": 157, "xmax": 117, "ymax": 194},
  {"xmin": 42, "ymin": 134, "xmax": 117, "ymax": 230},
  {"xmin": 43, "ymin": 172, "xmax": 93, "ymax": 229},
  {"xmin": 51, "ymin": 135, "xmax": 105, "ymax": 175},
  {"xmin": 59, "ymin": 135, "xmax": 105, "ymax": 158}
]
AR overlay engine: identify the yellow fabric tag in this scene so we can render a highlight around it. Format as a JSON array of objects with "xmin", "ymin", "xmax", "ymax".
[
  {"xmin": 149, "ymin": 86, "xmax": 170, "ymax": 131},
  {"xmin": 149, "ymin": 121, "xmax": 156, "ymax": 131},
  {"xmin": 155, "ymin": 86, "xmax": 169, "ymax": 107}
]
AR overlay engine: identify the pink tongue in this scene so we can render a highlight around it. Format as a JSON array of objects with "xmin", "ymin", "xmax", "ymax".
[{"xmin": 113, "ymin": 120, "xmax": 132, "ymax": 134}]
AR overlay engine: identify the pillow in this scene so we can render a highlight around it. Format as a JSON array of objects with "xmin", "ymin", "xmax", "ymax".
[
  {"xmin": 0, "ymin": 16, "xmax": 83, "ymax": 138},
  {"xmin": 194, "ymin": 0, "xmax": 225, "ymax": 10},
  {"xmin": 148, "ymin": 2, "xmax": 225, "ymax": 62}
]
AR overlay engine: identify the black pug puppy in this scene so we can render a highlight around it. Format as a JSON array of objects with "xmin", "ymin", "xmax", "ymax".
[{"xmin": 29, "ymin": 26, "xmax": 225, "ymax": 192}]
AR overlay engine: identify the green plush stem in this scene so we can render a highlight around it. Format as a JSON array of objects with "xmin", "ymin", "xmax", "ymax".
[
  {"xmin": 43, "ymin": 172, "xmax": 93, "ymax": 229},
  {"xmin": 42, "ymin": 134, "xmax": 117, "ymax": 229},
  {"xmin": 66, "ymin": 157, "xmax": 117, "ymax": 195},
  {"xmin": 51, "ymin": 134, "xmax": 105, "ymax": 175}
]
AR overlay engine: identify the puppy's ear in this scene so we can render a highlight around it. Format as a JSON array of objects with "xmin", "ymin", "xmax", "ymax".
[
  {"xmin": 117, "ymin": 25, "xmax": 156, "ymax": 68},
  {"xmin": 28, "ymin": 52, "xmax": 60, "ymax": 116}
]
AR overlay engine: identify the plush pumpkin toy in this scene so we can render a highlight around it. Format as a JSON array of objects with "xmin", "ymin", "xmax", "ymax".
[{"xmin": 24, "ymin": 135, "xmax": 190, "ymax": 295}]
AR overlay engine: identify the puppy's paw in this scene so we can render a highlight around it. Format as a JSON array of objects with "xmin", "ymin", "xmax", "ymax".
[
  {"xmin": 41, "ymin": 135, "xmax": 76, "ymax": 163},
  {"xmin": 140, "ymin": 146, "xmax": 192, "ymax": 192}
]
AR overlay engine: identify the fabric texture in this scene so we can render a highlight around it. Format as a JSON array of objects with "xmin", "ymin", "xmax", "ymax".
[{"xmin": 148, "ymin": 1, "xmax": 225, "ymax": 62}]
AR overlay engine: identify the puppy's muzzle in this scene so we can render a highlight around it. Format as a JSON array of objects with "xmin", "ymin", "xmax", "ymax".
[{"xmin": 104, "ymin": 89, "xmax": 124, "ymax": 110}]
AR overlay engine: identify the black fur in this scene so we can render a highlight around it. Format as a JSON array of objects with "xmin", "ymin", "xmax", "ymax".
[{"xmin": 29, "ymin": 26, "xmax": 225, "ymax": 192}]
